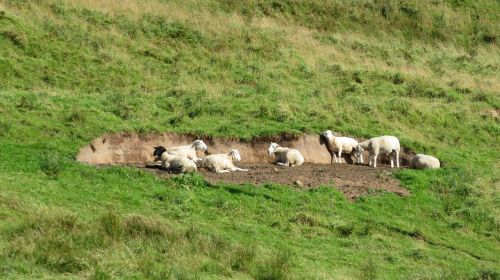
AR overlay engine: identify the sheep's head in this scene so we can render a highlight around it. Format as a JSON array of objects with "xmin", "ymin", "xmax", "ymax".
[
  {"xmin": 193, "ymin": 140, "xmax": 208, "ymax": 152},
  {"xmin": 228, "ymin": 149, "xmax": 242, "ymax": 162},
  {"xmin": 153, "ymin": 146, "xmax": 166, "ymax": 160},
  {"xmin": 268, "ymin": 142, "xmax": 279, "ymax": 155},
  {"xmin": 320, "ymin": 130, "xmax": 335, "ymax": 146},
  {"xmin": 319, "ymin": 135, "xmax": 326, "ymax": 145},
  {"xmin": 353, "ymin": 145, "xmax": 364, "ymax": 159},
  {"xmin": 321, "ymin": 130, "xmax": 335, "ymax": 140}
]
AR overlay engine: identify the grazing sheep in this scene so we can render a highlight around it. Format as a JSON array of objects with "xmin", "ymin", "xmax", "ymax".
[
  {"xmin": 410, "ymin": 154, "xmax": 440, "ymax": 169},
  {"xmin": 268, "ymin": 142, "xmax": 304, "ymax": 167},
  {"xmin": 354, "ymin": 136, "xmax": 400, "ymax": 168},
  {"xmin": 201, "ymin": 149, "xmax": 248, "ymax": 173},
  {"xmin": 153, "ymin": 146, "xmax": 197, "ymax": 173},
  {"xmin": 164, "ymin": 140, "xmax": 208, "ymax": 163},
  {"xmin": 320, "ymin": 130, "xmax": 361, "ymax": 164}
]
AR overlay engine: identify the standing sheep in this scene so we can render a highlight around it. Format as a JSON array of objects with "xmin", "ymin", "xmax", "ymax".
[
  {"xmin": 319, "ymin": 130, "xmax": 361, "ymax": 164},
  {"xmin": 354, "ymin": 136, "xmax": 400, "ymax": 168},
  {"xmin": 268, "ymin": 142, "xmax": 304, "ymax": 167},
  {"xmin": 153, "ymin": 146, "xmax": 197, "ymax": 173},
  {"xmin": 410, "ymin": 154, "xmax": 440, "ymax": 169},
  {"xmin": 164, "ymin": 140, "xmax": 208, "ymax": 163},
  {"xmin": 201, "ymin": 149, "xmax": 248, "ymax": 173}
]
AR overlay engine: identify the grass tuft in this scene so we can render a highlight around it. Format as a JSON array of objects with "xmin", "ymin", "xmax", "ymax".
[
  {"xmin": 124, "ymin": 214, "xmax": 173, "ymax": 240},
  {"xmin": 99, "ymin": 211, "xmax": 123, "ymax": 241},
  {"xmin": 254, "ymin": 250, "xmax": 292, "ymax": 280},
  {"xmin": 39, "ymin": 150, "xmax": 66, "ymax": 178}
]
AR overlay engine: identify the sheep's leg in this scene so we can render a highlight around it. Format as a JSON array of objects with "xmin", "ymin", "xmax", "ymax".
[
  {"xmin": 231, "ymin": 167, "xmax": 248, "ymax": 172},
  {"xmin": 277, "ymin": 162, "xmax": 289, "ymax": 166},
  {"xmin": 215, "ymin": 167, "xmax": 230, "ymax": 173},
  {"xmin": 212, "ymin": 164, "xmax": 229, "ymax": 173},
  {"xmin": 368, "ymin": 155, "xmax": 373, "ymax": 166},
  {"xmin": 332, "ymin": 153, "xmax": 338, "ymax": 164},
  {"xmin": 337, "ymin": 150, "xmax": 342, "ymax": 164},
  {"xmin": 359, "ymin": 154, "xmax": 364, "ymax": 164},
  {"xmin": 390, "ymin": 156, "xmax": 394, "ymax": 168},
  {"xmin": 161, "ymin": 161, "xmax": 170, "ymax": 170},
  {"xmin": 373, "ymin": 154, "xmax": 378, "ymax": 168},
  {"xmin": 396, "ymin": 151, "xmax": 400, "ymax": 168},
  {"xmin": 330, "ymin": 153, "xmax": 334, "ymax": 165}
]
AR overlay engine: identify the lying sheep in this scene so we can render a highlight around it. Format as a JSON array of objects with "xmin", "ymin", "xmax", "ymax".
[
  {"xmin": 201, "ymin": 149, "xmax": 248, "ymax": 173},
  {"xmin": 354, "ymin": 136, "xmax": 400, "ymax": 168},
  {"xmin": 410, "ymin": 154, "xmax": 440, "ymax": 169},
  {"xmin": 164, "ymin": 140, "xmax": 208, "ymax": 163},
  {"xmin": 268, "ymin": 142, "xmax": 304, "ymax": 167},
  {"xmin": 153, "ymin": 146, "xmax": 197, "ymax": 173},
  {"xmin": 320, "ymin": 130, "xmax": 361, "ymax": 164}
]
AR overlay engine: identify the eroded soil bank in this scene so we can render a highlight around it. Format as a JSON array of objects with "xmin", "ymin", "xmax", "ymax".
[
  {"xmin": 77, "ymin": 132, "xmax": 414, "ymax": 165},
  {"xmin": 80, "ymin": 132, "xmax": 413, "ymax": 199}
]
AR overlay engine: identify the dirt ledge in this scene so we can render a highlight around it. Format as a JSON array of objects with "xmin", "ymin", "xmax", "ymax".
[{"xmin": 81, "ymin": 132, "xmax": 413, "ymax": 200}]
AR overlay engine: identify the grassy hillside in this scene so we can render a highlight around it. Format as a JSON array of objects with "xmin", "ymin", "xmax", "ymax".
[{"xmin": 0, "ymin": 0, "xmax": 499, "ymax": 279}]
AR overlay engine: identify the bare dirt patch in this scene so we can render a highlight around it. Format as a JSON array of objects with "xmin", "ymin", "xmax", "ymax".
[
  {"xmin": 135, "ymin": 162, "xmax": 409, "ymax": 200},
  {"xmin": 83, "ymin": 132, "xmax": 413, "ymax": 200}
]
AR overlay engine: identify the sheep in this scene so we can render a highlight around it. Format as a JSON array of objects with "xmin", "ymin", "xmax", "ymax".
[
  {"xmin": 268, "ymin": 142, "xmax": 304, "ymax": 167},
  {"xmin": 164, "ymin": 140, "xmax": 208, "ymax": 163},
  {"xmin": 153, "ymin": 146, "xmax": 197, "ymax": 173},
  {"xmin": 201, "ymin": 149, "xmax": 248, "ymax": 173},
  {"xmin": 319, "ymin": 130, "xmax": 362, "ymax": 164},
  {"xmin": 353, "ymin": 136, "xmax": 400, "ymax": 168},
  {"xmin": 410, "ymin": 154, "xmax": 440, "ymax": 169}
]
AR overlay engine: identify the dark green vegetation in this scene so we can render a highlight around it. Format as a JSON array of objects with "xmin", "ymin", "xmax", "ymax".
[{"xmin": 0, "ymin": 0, "xmax": 499, "ymax": 279}]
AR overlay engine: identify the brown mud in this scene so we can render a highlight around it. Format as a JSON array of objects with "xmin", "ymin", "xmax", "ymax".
[{"xmin": 141, "ymin": 162, "xmax": 409, "ymax": 200}]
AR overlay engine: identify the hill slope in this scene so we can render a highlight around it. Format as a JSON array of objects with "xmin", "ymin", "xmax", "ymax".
[{"xmin": 0, "ymin": 0, "xmax": 499, "ymax": 279}]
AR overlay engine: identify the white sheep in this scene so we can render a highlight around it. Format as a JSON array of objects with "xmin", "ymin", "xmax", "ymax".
[
  {"xmin": 410, "ymin": 154, "xmax": 440, "ymax": 169},
  {"xmin": 201, "ymin": 149, "xmax": 248, "ymax": 173},
  {"xmin": 354, "ymin": 136, "xmax": 400, "ymax": 168},
  {"xmin": 164, "ymin": 140, "xmax": 208, "ymax": 163},
  {"xmin": 268, "ymin": 142, "xmax": 304, "ymax": 167},
  {"xmin": 153, "ymin": 146, "xmax": 197, "ymax": 173},
  {"xmin": 320, "ymin": 130, "xmax": 361, "ymax": 164}
]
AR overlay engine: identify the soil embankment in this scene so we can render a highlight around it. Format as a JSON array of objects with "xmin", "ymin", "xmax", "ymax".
[{"xmin": 79, "ymin": 132, "xmax": 413, "ymax": 199}]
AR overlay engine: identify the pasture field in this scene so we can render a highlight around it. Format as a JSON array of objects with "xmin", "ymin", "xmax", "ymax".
[{"xmin": 0, "ymin": 0, "xmax": 499, "ymax": 279}]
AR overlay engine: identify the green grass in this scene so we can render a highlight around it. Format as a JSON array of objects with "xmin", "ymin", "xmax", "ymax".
[{"xmin": 0, "ymin": 0, "xmax": 499, "ymax": 279}]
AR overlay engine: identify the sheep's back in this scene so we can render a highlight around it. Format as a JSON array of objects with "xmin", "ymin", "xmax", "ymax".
[
  {"xmin": 167, "ymin": 147, "xmax": 195, "ymax": 158},
  {"xmin": 202, "ymin": 154, "xmax": 231, "ymax": 168},
  {"xmin": 410, "ymin": 154, "xmax": 440, "ymax": 169},
  {"xmin": 286, "ymin": 149, "xmax": 304, "ymax": 165},
  {"xmin": 335, "ymin": 137, "xmax": 358, "ymax": 152},
  {"xmin": 370, "ymin": 136, "xmax": 400, "ymax": 152}
]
